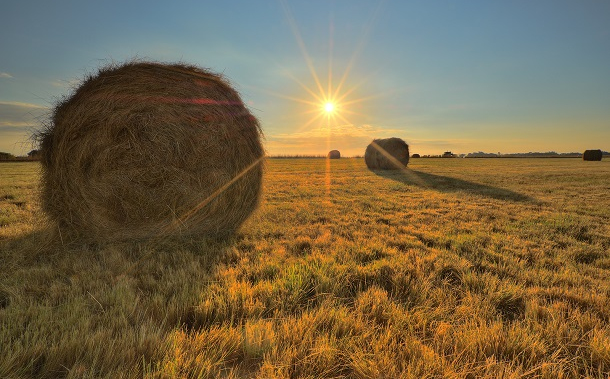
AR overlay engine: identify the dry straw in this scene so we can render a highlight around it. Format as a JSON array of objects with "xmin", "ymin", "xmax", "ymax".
[
  {"xmin": 364, "ymin": 137, "xmax": 410, "ymax": 169},
  {"xmin": 38, "ymin": 61, "xmax": 264, "ymax": 242},
  {"xmin": 327, "ymin": 150, "xmax": 341, "ymax": 159},
  {"xmin": 583, "ymin": 149, "xmax": 602, "ymax": 161}
]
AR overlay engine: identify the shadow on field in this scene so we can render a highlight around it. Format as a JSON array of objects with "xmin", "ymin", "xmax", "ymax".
[
  {"xmin": 0, "ymin": 225, "xmax": 250, "ymax": 377},
  {"xmin": 373, "ymin": 169, "xmax": 535, "ymax": 202},
  {"xmin": 0, "ymin": 226, "xmax": 240, "ymax": 328}
]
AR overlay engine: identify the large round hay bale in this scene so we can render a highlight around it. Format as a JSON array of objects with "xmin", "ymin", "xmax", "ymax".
[
  {"xmin": 583, "ymin": 149, "xmax": 602, "ymax": 161},
  {"xmin": 328, "ymin": 150, "xmax": 340, "ymax": 159},
  {"xmin": 39, "ymin": 61, "xmax": 264, "ymax": 241},
  {"xmin": 364, "ymin": 137, "xmax": 409, "ymax": 169}
]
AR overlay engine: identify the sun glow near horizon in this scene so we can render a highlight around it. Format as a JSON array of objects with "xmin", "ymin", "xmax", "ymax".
[
  {"xmin": 246, "ymin": 0, "xmax": 401, "ymax": 158},
  {"xmin": 324, "ymin": 102, "xmax": 335, "ymax": 114},
  {"xmin": 274, "ymin": 0, "xmax": 386, "ymax": 139}
]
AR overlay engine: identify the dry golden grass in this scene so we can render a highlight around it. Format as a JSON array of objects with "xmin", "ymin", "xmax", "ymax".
[{"xmin": 1, "ymin": 158, "xmax": 609, "ymax": 378}]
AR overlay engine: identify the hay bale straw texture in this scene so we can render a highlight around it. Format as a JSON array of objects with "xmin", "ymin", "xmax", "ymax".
[
  {"xmin": 583, "ymin": 149, "xmax": 602, "ymax": 161},
  {"xmin": 364, "ymin": 137, "xmax": 409, "ymax": 170},
  {"xmin": 39, "ymin": 61, "xmax": 264, "ymax": 241},
  {"xmin": 328, "ymin": 150, "xmax": 341, "ymax": 159}
]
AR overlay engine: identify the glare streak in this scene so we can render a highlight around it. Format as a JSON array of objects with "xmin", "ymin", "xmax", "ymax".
[
  {"xmin": 328, "ymin": 17, "xmax": 334, "ymax": 104},
  {"xmin": 283, "ymin": 71, "xmax": 325, "ymax": 104},
  {"xmin": 294, "ymin": 112, "xmax": 325, "ymax": 134},
  {"xmin": 272, "ymin": 0, "xmax": 391, "ymax": 154},
  {"xmin": 340, "ymin": 91, "xmax": 394, "ymax": 107},
  {"xmin": 168, "ymin": 156, "xmax": 265, "ymax": 231},
  {"xmin": 280, "ymin": 0, "xmax": 326, "ymax": 99},
  {"xmin": 334, "ymin": 113, "xmax": 354, "ymax": 128},
  {"xmin": 332, "ymin": 0, "xmax": 386, "ymax": 101}
]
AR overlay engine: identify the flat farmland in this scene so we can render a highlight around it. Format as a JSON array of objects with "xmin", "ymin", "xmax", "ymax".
[{"xmin": 1, "ymin": 158, "xmax": 609, "ymax": 378}]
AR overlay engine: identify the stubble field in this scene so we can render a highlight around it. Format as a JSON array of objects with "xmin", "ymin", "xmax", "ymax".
[{"xmin": 1, "ymin": 158, "xmax": 609, "ymax": 378}]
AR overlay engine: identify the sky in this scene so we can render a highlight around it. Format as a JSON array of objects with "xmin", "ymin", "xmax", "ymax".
[{"xmin": 1, "ymin": 0, "xmax": 609, "ymax": 157}]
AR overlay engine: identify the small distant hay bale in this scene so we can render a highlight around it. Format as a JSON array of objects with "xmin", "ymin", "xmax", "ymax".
[
  {"xmin": 583, "ymin": 149, "xmax": 602, "ymax": 161},
  {"xmin": 38, "ymin": 61, "xmax": 264, "ymax": 241},
  {"xmin": 364, "ymin": 137, "xmax": 409, "ymax": 170},
  {"xmin": 328, "ymin": 150, "xmax": 341, "ymax": 159},
  {"xmin": 411, "ymin": 153, "xmax": 420, "ymax": 158}
]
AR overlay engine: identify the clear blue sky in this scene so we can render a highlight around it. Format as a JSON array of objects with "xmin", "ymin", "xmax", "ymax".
[{"xmin": 1, "ymin": 0, "xmax": 609, "ymax": 156}]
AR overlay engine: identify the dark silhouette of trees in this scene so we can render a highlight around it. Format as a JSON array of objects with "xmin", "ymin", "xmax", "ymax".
[{"xmin": 0, "ymin": 152, "xmax": 15, "ymax": 160}]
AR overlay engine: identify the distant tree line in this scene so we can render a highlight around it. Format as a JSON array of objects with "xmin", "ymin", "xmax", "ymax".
[
  {"xmin": 0, "ymin": 150, "xmax": 41, "ymax": 161},
  {"xmin": 410, "ymin": 151, "xmax": 609, "ymax": 158},
  {"xmin": 463, "ymin": 151, "xmax": 609, "ymax": 158},
  {"xmin": 0, "ymin": 152, "xmax": 15, "ymax": 160}
]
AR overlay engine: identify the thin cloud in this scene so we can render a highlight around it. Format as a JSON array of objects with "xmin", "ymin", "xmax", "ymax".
[
  {"xmin": 0, "ymin": 124, "xmax": 38, "ymax": 133},
  {"xmin": 0, "ymin": 101, "xmax": 47, "ymax": 109},
  {"xmin": 0, "ymin": 72, "xmax": 13, "ymax": 78},
  {"xmin": 0, "ymin": 101, "xmax": 48, "ymax": 128},
  {"xmin": 0, "ymin": 102, "xmax": 47, "ymax": 155},
  {"xmin": 51, "ymin": 78, "xmax": 81, "ymax": 88}
]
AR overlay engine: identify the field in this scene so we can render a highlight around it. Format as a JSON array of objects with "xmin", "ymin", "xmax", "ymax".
[{"xmin": 1, "ymin": 158, "xmax": 609, "ymax": 378}]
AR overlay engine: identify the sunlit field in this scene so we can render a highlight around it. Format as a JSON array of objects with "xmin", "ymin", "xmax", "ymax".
[{"xmin": 1, "ymin": 158, "xmax": 609, "ymax": 378}]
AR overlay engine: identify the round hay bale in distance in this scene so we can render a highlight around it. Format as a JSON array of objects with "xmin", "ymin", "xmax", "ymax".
[
  {"xmin": 583, "ymin": 149, "xmax": 602, "ymax": 161},
  {"xmin": 39, "ymin": 61, "xmax": 264, "ymax": 241},
  {"xmin": 364, "ymin": 137, "xmax": 409, "ymax": 170},
  {"xmin": 328, "ymin": 150, "xmax": 341, "ymax": 159}
]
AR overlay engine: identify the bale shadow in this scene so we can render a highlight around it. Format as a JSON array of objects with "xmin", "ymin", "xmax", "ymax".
[
  {"xmin": 373, "ymin": 169, "xmax": 535, "ymax": 202},
  {"xmin": 0, "ymin": 226, "xmax": 242, "ymax": 320},
  {"xmin": 0, "ymin": 226, "xmax": 250, "ymax": 376}
]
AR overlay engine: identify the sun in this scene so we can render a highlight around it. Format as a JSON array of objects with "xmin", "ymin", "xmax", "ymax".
[{"xmin": 263, "ymin": 1, "xmax": 381, "ymax": 135}]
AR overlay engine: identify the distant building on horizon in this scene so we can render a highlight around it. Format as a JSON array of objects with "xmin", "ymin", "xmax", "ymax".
[{"xmin": 442, "ymin": 151, "xmax": 456, "ymax": 158}]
